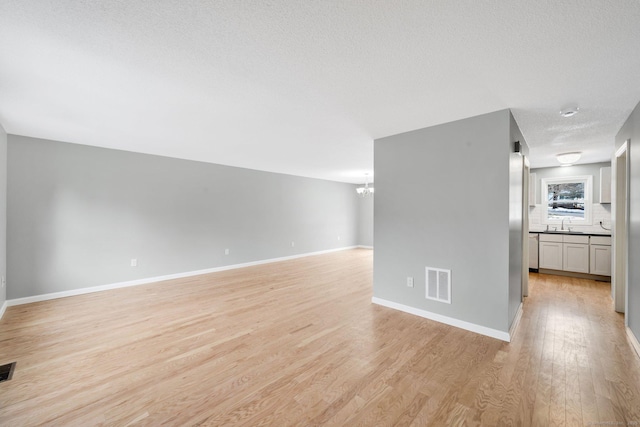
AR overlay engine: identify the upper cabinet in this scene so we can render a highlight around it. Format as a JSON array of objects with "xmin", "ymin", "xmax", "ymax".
[{"xmin": 600, "ymin": 166, "xmax": 611, "ymax": 204}]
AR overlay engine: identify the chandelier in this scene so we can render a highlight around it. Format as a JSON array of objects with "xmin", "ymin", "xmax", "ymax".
[{"xmin": 356, "ymin": 174, "xmax": 374, "ymax": 197}]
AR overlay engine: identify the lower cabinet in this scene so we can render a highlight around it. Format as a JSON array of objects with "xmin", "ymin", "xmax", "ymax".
[
  {"xmin": 590, "ymin": 236, "xmax": 612, "ymax": 276},
  {"xmin": 538, "ymin": 233, "xmax": 611, "ymax": 276},
  {"xmin": 539, "ymin": 241, "xmax": 563, "ymax": 270},
  {"xmin": 539, "ymin": 234, "xmax": 590, "ymax": 273},
  {"xmin": 563, "ymin": 242, "xmax": 590, "ymax": 273}
]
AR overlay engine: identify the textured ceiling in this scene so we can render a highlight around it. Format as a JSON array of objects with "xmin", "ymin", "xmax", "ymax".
[{"xmin": 0, "ymin": 1, "xmax": 639, "ymax": 183}]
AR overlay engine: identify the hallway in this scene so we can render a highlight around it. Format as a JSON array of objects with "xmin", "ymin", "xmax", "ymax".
[{"xmin": 521, "ymin": 273, "xmax": 640, "ymax": 425}]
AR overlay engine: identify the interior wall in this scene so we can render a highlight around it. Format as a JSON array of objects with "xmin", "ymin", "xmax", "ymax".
[
  {"xmin": 529, "ymin": 162, "xmax": 612, "ymax": 234},
  {"xmin": 615, "ymin": 101, "xmax": 640, "ymax": 340},
  {"xmin": 357, "ymin": 194, "xmax": 374, "ymax": 247},
  {"xmin": 374, "ymin": 109, "xmax": 514, "ymax": 334},
  {"xmin": 7, "ymin": 135, "xmax": 360, "ymax": 300},
  {"xmin": 530, "ymin": 162, "xmax": 611, "ymax": 205},
  {"xmin": 0, "ymin": 123, "xmax": 6, "ymax": 311}
]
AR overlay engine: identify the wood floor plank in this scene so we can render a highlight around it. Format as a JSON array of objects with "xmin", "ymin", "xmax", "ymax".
[{"xmin": 1, "ymin": 250, "xmax": 640, "ymax": 425}]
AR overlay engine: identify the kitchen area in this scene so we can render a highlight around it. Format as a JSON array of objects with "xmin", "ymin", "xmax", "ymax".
[{"xmin": 528, "ymin": 161, "xmax": 612, "ymax": 280}]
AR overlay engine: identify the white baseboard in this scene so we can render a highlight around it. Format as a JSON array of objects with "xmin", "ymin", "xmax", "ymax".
[
  {"xmin": 627, "ymin": 326, "xmax": 640, "ymax": 360},
  {"xmin": 357, "ymin": 245, "xmax": 373, "ymax": 249},
  {"xmin": 371, "ymin": 297, "xmax": 511, "ymax": 342},
  {"xmin": 0, "ymin": 300, "xmax": 7, "ymax": 321},
  {"xmin": 509, "ymin": 303, "xmax": 523, "ymax": 341},
  {"xmin": 6, "ymin": 246, "xmax": 359, "ymax": 308}
]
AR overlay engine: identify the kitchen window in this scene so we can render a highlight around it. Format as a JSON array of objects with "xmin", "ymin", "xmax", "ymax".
[{"xmin": 541, "ymin": 175, "xmax": 592, "ymax": 225}]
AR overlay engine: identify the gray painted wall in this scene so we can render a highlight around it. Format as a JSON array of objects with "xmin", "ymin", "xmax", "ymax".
[
  {"xmin": 0, "ymin": 123, "xmax": 6, "ymax": 308},
  {"xmin": 615, "ymin": 101, "xmax": 640, "ymax": 339},
  {"xmin": 374, "ymin": 109, "xmax": 524, "ymax": 333},
  {"xmin": 7, "ymin": 135, "xmax": 361, "ymax": 300},
  {"xmin": 357, "ymin": 194, "xmax": 373, "ymax": 247},
  {"xmin": 531, "ymin": 162, "xmax": 612, "ymax": 205}
]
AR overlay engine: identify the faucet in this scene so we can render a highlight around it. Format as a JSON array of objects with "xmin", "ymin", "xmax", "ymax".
[{"xmin": 561, "ymin": 217, "xmax": 571, "ymax": 231}]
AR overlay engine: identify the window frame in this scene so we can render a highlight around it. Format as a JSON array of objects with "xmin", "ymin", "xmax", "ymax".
[{"xmin": 540, "ymin": 175, "xmax": 593, "ymax": 225}]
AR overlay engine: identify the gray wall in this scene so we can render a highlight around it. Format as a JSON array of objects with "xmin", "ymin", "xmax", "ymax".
[
  {"xmin": 374, "ymin": 109, "xmax": 523, "ymax": 333},
  {"xmin": 531, "ymin": 162, "xmax": 612, "ymax": 205},
  {"xmin": 7, "ymin": 135, "xmax": 360, "ymax": 300},
  {"xmin": 615, "ymin": 101, "xmax": 640, "ymax": 340},
  {"xmin": 357, "ymin": 194, "xmax": 373, "ymax": 247},
  {"xmin": 0, "ymin": 123, "xmax": 6, "ymax": 308}
]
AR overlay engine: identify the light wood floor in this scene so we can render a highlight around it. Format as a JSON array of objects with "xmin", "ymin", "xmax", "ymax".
[{"xmin": 1, "ymin": 249, "xmax": 639, "ymax": 426}]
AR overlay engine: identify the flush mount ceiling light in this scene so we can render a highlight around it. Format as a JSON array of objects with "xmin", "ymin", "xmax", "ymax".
[
  {"xmin": 556, "ymin": 152, "xmax": 582, "ymax": 165},
  {"xmin": 560, "ymin": 105, "xmax": 580, "ymax": 117},
  {"xmin": 356, "ymin": 173, "xmax": 374, "ymax": 197}
]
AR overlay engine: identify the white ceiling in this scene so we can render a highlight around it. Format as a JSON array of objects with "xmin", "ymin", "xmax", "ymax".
[{"xmin": 0, "ymin": 1, "xmax": 639, "ymax": 184}]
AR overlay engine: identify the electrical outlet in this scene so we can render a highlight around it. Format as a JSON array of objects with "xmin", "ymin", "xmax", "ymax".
[
  {"xmin": 224, "ymin": 248, "xmax": 230, "ymax": 255},
  {"xmin": 1, "ymin": 276, "xmax": 5, "ymax": 288},
  {"xmin": 130, "ymin": 258, "xmax": 138, "ymax": 267},
  {"xmin": 337, "ymin": 235, "xmax": 341, "ymax": 241},
  {"xmin": 407, "ymin": 277, "xmax": 414, "ymax": 288},
  {"xmin": 291, "ymin": 241, "xmax": 295, "ymax": 247}
]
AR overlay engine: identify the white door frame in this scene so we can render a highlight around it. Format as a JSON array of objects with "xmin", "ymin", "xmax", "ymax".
[
  {"xmin": 613, "ymin": 140, "xmax": 629, "ymax": 316},
  {"xmin": 522, "ymin": 156, "xmax": 530, "ymax": 299}
]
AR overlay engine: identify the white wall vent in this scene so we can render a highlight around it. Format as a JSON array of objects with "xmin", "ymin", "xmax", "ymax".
[{"xmin": 425, "ymin": 267, "xmax": 451, "ymax": 304}]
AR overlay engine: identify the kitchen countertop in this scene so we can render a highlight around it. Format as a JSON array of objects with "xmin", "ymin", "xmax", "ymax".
[{"xmin": 529, "ymin": 229, "xmax": 611, "ymax": 236}]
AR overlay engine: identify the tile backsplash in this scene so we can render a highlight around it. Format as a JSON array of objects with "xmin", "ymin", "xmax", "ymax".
[{"xmin": 529, "ymin": 203, "xmax": 612, "ymax": 234}]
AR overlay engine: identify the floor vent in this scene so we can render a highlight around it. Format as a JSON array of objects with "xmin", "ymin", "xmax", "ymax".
[
  {"xmin": 425, "ymin": 267, "xmax": 451, "ymax": 304},
  {"xmin": 0, "ymin": 362, "xmax": 16, "ymax": 383}
]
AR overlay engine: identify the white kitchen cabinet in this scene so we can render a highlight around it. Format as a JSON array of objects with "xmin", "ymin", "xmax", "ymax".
[
  {"xmin": 590, "ymin": 245, "xmax": 611, "ymax": 275},
  {"xmin": 539, "ymin": 234, "xmax": 563, "ymax": 270},
  {"xmin": 590, "ymin": 235, "xmax": 612, "ymax": 276},
  {"xmin": 600, "ymin": 167, "xmax": 611, "ymax": 204},
  {"xmin": 562, "ymin": 234, "xmax": 590, "ymax": 273},
  {"xmin": 540, "ymin": 242, "xmax": 563, "ymax": 269},
  {"xmin": 538, "ymin": 233, "xmax": 611, "ymax": 276},
  {"xmin": 539, "ymin": 233, "xmax": 590, "ymax": 273},
  {"xmin": 563, "ymin": 243, "xmax": 590, "ymax": 273}
]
